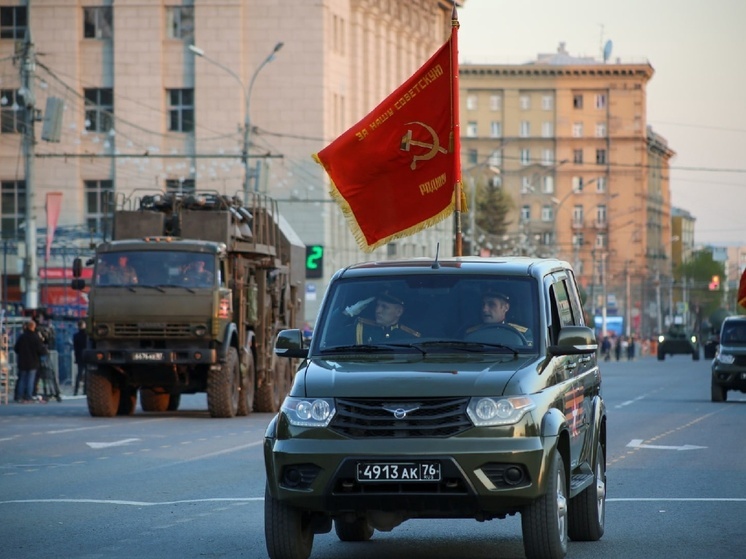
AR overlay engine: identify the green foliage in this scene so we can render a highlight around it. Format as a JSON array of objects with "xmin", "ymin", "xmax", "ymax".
[
  {"xmin": 475, "ymin": 181, "xmax": 513, "ymax": 236},
  {"xmin": 677, "ymin": 250, "xmax": 727, "ymax": 319}
]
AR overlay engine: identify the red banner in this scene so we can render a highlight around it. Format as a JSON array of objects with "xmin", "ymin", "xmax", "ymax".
[
  {"xmin": 45, "ymin": 192, "xmax": 63, "ymax": 262},
  {"xmin": 738, "ymin": 268, "xmax": 746, "ymax": 309},
  {"xmin": 314, "ymin": 26, "xmax": 459, "ymax": 252}
]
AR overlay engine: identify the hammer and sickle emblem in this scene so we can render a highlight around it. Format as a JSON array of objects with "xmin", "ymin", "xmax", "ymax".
[{"xmin": 400, "ymin": 121, "xmax": 448, "ymax": 170}]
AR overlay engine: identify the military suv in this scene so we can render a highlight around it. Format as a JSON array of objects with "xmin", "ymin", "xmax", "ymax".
[
  {"xmin": 711, "ymin": 316, "xmax": 746, "ymax": 402},
  {"xmin": 264, "ymin": 257, "xmax": 606, "ymax": 559},
  {"xmin": 657, "ymin": 325, "xmax": 700, "ymax": 361}
]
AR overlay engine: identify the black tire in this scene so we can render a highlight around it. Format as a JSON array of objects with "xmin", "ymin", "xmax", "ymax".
[
  {"xmin": 711, "ymin": 381, "xmax": 727, "ymax": 402},
  {"xmin": 334, "ymin": 517, "xmax": 374, "ymax": 542},
  {"xmin": 692, "ymin": 349, "xmax": 700, "ymax": 361},
  {"xmin": 521, "ymin": 450, "xmax": 568, "ymax": 559},
  {"xmin": 264, "ymin": 484, "xmax": 313, "ymax": 559},
  {"xmin": 237, "ymin": 350, "xmax": 256, "ymax": 417},
  {"xmin": 207, "ymin": 347, "xmax": 239, "ymax": 418},
  {"xmin": 87, "ymin": 370, "xmax": 120, "ymax": 417},
  {"xmin": 569, "ymin": 441, "xmax": 606, "ymax": 541},
  {"xmin": 140, "ymin": 388, "xmax": 169, "ymax": 412},
  {"xmin": 256, "ymin": 358, "xmax": 292, "ymax": 413},
  {"xmin": 167, "ymin": 393, "xmax": 181, "ymax": 411},
  {"xmin": 117, "ymin": 386, "xmax": 137, "ymax": 416},
  {"xmin": 657, "ymin": 349, "xmax": 664, "ymax": 361}
]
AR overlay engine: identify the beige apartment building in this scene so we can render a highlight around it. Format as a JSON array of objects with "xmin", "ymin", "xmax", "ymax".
[
  {"xmin": 0, "ymin": 0, "xmax": 458, "ymax": 320},
  {"xmin": 460, "ymin": 45, "xmax": 675, "ymax": 336}
]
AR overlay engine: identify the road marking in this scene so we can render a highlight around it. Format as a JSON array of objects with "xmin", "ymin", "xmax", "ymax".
[
  {"xmin": 86, "ymin": 438, "xmax": 141, "ymax": 449},
  {"xmin": 627, "ymin": 439, "xmax": 706, "ymax": 451}
]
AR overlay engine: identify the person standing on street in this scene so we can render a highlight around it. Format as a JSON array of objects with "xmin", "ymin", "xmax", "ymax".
[
  {"xmin": 73, "ymin": 320, "xmax": 88, "ymax": 396},
  {"xmin": 33, "ymin": 314, "xmax": 61, "ymax": 402},
  {"xmin": 13, "ymin": 320, "xmax": 48, "ymax": 403}
]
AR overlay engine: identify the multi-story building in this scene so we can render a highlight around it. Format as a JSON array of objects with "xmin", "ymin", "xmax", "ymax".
[
  {"xmin": 459, "ymin": 43, "xmax": 675, "ymax": 336},
  {"xmin": 0, "ymin": 0, "xmax": 459, "ymax": 321}
]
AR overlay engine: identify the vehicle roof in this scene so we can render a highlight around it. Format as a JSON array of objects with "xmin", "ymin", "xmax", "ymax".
[
  {"xmin": 337, "ymin": 256, "xmax": 573, "ymax": 280},
  {"xmin": 722, "ymin": 316, "xmax": 746, "ymax": 325},
  {"xmin": 97, "ymin": 239, "xmax": 223, "ymax": 253}
]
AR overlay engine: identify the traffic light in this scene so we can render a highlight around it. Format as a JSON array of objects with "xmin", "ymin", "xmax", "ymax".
[
  {"xmin": 305, "ymin": 245, "xmax": 324, "ymax": 279},
  {"xmin": 709, "ymin": 275, "xmax": 720, "ymax": 291}
]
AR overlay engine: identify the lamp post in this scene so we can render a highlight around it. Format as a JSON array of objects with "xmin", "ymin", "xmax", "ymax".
[{"xmin": 189, "ymin": 41, "xmax": 283, "ymax": 201}]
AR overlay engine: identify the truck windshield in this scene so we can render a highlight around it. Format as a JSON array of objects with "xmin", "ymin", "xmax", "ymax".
[
  {"xmin": 315, "ymin": 274, "xmax": 539, "ymax": 352},
  {"xmin": 94, "ymin": 251, "xmax": 216, "ymax": 288}
]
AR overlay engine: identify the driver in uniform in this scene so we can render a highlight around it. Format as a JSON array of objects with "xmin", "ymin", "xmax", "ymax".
[
  {"xmin": 355, "ymin": 290, "xmax": 421, "ymax": 344},
  {"xmin": 465, "ymin": 289, "xmax": 531, "ymax": 344}
]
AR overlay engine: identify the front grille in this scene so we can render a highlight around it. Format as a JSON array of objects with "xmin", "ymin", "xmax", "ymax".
[
  {"xmin": 113, "ymin": 323, "xmax": 193, "ymax": 338},
  {"xmin": 734, "ymin": 355, "xmax": 746, "ymax": 367},
  {"xmin": 329, "ymin": 398, "xmax": 472, "ymax": 438}
]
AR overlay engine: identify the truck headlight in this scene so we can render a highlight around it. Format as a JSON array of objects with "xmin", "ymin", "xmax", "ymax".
[
  {"xmin": 467, "ymin": 396, "xmax": 535, "ymax": 426},
  {"xmin": 717, "ymin": 353, "xmax": 735, "ymax": 365},
  {"xmin": 95, "ymin": 324, "xmax": 110, "ymax": 337},
  {"xmin": 282, "ymin": 397, "xmax": 336, "ymax": 427}
]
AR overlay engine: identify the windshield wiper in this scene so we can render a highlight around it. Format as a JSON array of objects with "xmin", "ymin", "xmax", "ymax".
[
  {"xmin": 411, "ymin": 340, "xmax": 519, "ymax": 356},
  {"xmin": 154, "ymin": 284, "xmax": 196, "ymax": 293},
  {"xmin": 321, "ymin": 343, "xmax": 425, "ymax": 355}
]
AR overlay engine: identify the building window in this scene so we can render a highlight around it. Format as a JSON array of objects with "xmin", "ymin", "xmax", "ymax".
[
  {"xmin": 489, "ymin": 94, "xmax": 501, "ymax": 111},
  {"xmin": 490, "ymin": 121, "xmax": 502, "ymax": 138},
  {"xmin": 542, "ymin": 95, "xmax": 553, "ymax": 111},
  {"xmin": 572, "ymin": 176, "xmax": 584, "ymax": 192},
  {"xmin": 521, "ymin": 205, "xmax": 531, "ymax": 222},
  {"xmin": 166, "ymin": 6, "xmax": 194, "ymax": 40},
  {"xmin": 466, "ymin": 121, "xmax": 478, "ymax": 138},
  {"xmin": 84, "ymin": 88, "xmax": 114, "ymax": 132},
  {"xmin": 572, "ymin": 205, "xmax": 584, "ymax": 225},
  {"xmin": 573, "ymin": 149, "xmax": 583, "ymax": 164},
  {"xmin": 520, "ymin": 148, "xmax": 531, "ymax": 166},
  {"xmin": 572, "ymin": 232, "xmax": 584, "ymax": 247},
  {"xmin": 519, "ymin": 121, "xmax": 530, "ymax": 138},
  {"xmin": 84, "ymin": 7, "xmax": 113, "ymax": 39},
  {"xmin": 0, "ymin": 89, "xmax": 26, "ymax": 133},
  {"xmin": 0, "ymin": 6, "xmax": 27, "ymax": 39},
  {"xmin": 467, "ymin": 149, "xmax": 478, "ymax": 165},
  {"xmin": 541, "ymin": 121, "xmax": 553, "ymax": 137},
  {"xmin": 85, "ymin": 180, "xmax": 114, "ymax": 237},
  {"xmin": 542, "ymin": 175, "xmax": 554, "ymax": 194},
  {"xmin": 595, "ymin": 122, "xmax": 607, "ymax": 137},
  {"xmin": 519, "ymin": 94, "xmax": 530, "ymax": 110},
  {"xmin": 596, "ymin": 232, "xmax": 607, "ymax": 248},
  {"xmin": 541, "ymin": 205, "xmax": 553, "ymax": 222},
  {"xmin": 596, "ymin": 149, "xmax": 607, "ymax": 165},
  {"xmin": 542, "ymin": 149, "xmax": 554, "ymax": 166},
  {"xmin": 572, "ymin": 122, "xmax": 583, "ymax": 137},
  {"xmin": 168, "ymin": 89, "xmax": 194, "ymax": 132},
  {"xmin": 166, "ymin": 178, "xmax": 196, "ymax": 194},
  {"xmin": 573, "ymin": 94, "xmax": 583, "ymax": 109},
  {"xmin": 488, "ymin": 150, "xmax": 501, "ymax": 167},
  {"xmin": 595, "ymin": 94, "xmax": 607, "ymax": 109},
  {"xmin": 596, "ymin": 205, "xmax": 607, "ymax": 225},
  {"xmin": 521, "ymin": 176, "xmax": 532, "ymax": 194},
  {"xmin": 466, "ymin": 94, "xmax": 477, "ymax": 110},
  {"xmin": 596, "ymin": 176, "xmax": 607, "ymax": 193},
  {"xmin": 1, "ymin": 180, "xmax": 25, "ymax": 239}
]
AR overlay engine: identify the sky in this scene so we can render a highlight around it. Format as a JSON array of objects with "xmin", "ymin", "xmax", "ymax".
[{"xmin": 457, "ymin": 0, "xmax": 746, "ymax": 247}]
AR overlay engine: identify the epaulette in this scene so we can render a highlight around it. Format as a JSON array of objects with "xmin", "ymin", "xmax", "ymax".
[
  {"xmin": 508, "ymin": 322, "xmax": 528, "ymax": 333},
  {"xmin": 399, "ymin": 324, "xmax": 421, "ymax": 337}
]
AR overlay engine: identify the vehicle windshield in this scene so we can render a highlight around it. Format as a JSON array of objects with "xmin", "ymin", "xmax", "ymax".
[
  {"xmin": 721, "ymin": 323, "xmax": 746, "ymax": 345},
  {"xmin": 314, "ymin": 274, "xmax": 539, "ymax": 354},
  {"xmin": 93, "ymin": 250, "xmax": 216, "ymax": 288}
]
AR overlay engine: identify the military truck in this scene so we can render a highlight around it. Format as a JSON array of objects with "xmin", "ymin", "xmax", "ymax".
[{"xmin": 71, "ymin": 191, "xmax": 305, "ymax": 418}]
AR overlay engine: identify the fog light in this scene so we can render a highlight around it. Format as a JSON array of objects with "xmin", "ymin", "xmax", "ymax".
[
  {"xmin": 283, "ymin": 467, "xmax": 302, "ymax": 488},
  {"xmin": 504, "ymin": 466, "xmax": 525, "ymax": 486}
]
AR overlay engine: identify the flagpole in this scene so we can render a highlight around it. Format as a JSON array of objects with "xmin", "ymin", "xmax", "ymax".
[{"xmin": 451, "ymin": 5, "xmax": 463, "ymax": 257}]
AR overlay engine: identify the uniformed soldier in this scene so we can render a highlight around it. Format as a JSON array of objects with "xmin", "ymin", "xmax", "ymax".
[
  {"xmin": 465, "ymin": 289, "xmax": 531, "ymax": 344},
  {"xmin": 355, "ymin": 290, "xmax": 421, "ymax": 344}
]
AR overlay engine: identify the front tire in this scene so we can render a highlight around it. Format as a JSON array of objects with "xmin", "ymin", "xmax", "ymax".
[
  {"xmin": 711, "ymin": 381, "xmax": 727, "ymax": 402},
  {"xmin": 657, "ymin": 348, "xmax": 665, "ymax": 361},
  {"xmin": 265, "ymin": 484, "xmax": 313, "ymax": 559},
  {"xmin": 208, "ymin": 347, "xmax": 239, "ymax": 418},
  {"xmin": 334, "ymin": 517, "xmax": 374, "ymax": 542},
  {"xmin": 87, "ymin": 370, "xmax": 120, "ymax": 417},
  {"xmin": 522, "ymin": 450, "xmax": 568, "ymax": 559},
  {"xmin": 569, "ymin": 441, "xmax": 606, "ymax": 541},
  {"xmin": 692, "ymin": 349, "xmax": 700, "ymax": 361}
]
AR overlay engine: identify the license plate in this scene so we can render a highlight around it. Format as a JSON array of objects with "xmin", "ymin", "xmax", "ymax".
[
  {"xmin": 132, "ymin": 352, "xmax": 164, "ymax": 361},
  {"xmin": 356, "ymin": 461, "xmax": 441, "ymax": 482}
]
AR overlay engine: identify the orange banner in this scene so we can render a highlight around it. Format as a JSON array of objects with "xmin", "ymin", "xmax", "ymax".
[
  {"xmin": 314, "ymin": 32, "xmax": 458, "ymax": 252},
  {"xmin": 45, "ymin": 192, "xmax": 63, "ymax": 262}
]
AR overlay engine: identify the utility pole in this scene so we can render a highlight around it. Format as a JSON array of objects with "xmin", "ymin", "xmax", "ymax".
[
  {"xmin": 625, "ymin": 262, "xmax": 631, "ymax": 337},
  {"xmin": 21, "ymin": 31, "xmax": 39, "ymax": 311},
  {"xmin": 601, "ymin": 251, "xmax": 608, "ymax": 336}
]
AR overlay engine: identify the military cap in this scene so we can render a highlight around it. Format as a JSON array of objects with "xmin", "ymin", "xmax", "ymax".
[{"xmin": 377, "ymin": 289, "xmax": 406, "ymax": 306}]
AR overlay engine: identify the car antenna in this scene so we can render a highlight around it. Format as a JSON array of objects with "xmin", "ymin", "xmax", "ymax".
[{"xmin": 432, "ymin": 242, "xmax": 441, "ymax": 269}]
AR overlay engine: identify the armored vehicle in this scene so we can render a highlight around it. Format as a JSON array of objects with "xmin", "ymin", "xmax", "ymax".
[
  {"xmin": 72, "ymin": 191, "xmax": 304, "ymax": 418},
  {"xmin": 264, "ymin": 256, "xmax": 606, "ymax": 559}
]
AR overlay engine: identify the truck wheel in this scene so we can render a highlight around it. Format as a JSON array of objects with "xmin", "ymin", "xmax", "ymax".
[
  {"xmin": 264, "ymin": 484, "xmax": 313, "ymax": 559},
  {"xmin": 692, "ymin": 349, "xmax": 700, "ymax": 361},
  {"xmin": 657, "ymin": 349, "xmax": 665, "ymax": 361},
  {"xmin": 256, "ymin": 359, "xmax": 291, "ymax": 413},
  {"xmin": 140, "ymin": 388, "xmax": 169, "ymax": 412},
  {"xmin": 711, "ymin": 382, "xmax": 727, "ymax": 402},
  {"xmin": 208, "ymin": 347, "xmax": 239, "ymax": 418},
  {"xmin": 334, "ymin": 517, "xmax": 374, "ymax": 542},
  {"xmin": 569, "ymin": 441, "xmax": 606, "ymax": 541},
  {"xmin": 168, "ymin": 393, "xmax": 181, "ymax": 411},
  {"xmin": 237, "ymin": 351, "xmax": 256, "ymax": 417},
  {"xmin": 87, "ymin": 370, "xmax": 120, "ymax": 417},
  {"xmin": 117, "ymin": 386, "xmax": 137, "ymax": 416},
  {"xmin": 521, "ymin": 450, "xmax": 568, "ymax": 559}
]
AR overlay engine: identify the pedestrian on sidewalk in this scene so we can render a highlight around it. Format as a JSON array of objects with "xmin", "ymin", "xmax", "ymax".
[
  {"xmin": 73, "ymin": 319, "xmax": 88, "ymax": 396},
  {"xmin": 13, "ymin": 320, "xmax": 48, "ymax": 403}
]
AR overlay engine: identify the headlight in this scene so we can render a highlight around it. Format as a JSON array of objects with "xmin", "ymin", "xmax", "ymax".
[
  {"xmin": 658, "ymin": 335, "xmax": 665, "ymax": 343},
  {"xmin": 193, "ymin": 324, "xmax": 208, "ymax": 336},
  {"xmin": 717, "ymin": 353, "xmax": 735, "ymax": 365},
  {"xmin": 690, "ymin": 335, "xmax": 697, "ymax": 344},
  {"xmin": 95, "ymin": 324, "xmax": 110, "ymax": 337},
  {"xmin": 281, "ymin": 397, "xmax": 336, "ymax": 427},
  {"xmin": 467, "ymin": 396, "xmax": 535, "ymax": 426}
]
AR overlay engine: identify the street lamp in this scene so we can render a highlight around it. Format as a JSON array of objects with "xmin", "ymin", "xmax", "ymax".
[{"xmin": 189, "ymin": 41, "xmax": 284, "ymax": 201}]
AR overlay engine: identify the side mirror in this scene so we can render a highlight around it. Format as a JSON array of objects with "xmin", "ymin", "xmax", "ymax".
[
  {"xmin": 71, "ymin": 278, "xmax": 86, "ymax": 291},
  {"xmin": 274, "ymin": 329, "xmax": 308, "ymax": 359},
  {"xmin": 548, "ymin": 325, "xmax": 598, "ymax": 356},
  {"xmin": 72, "ymin": 257, "xmax": 82, "ymax": 278}
]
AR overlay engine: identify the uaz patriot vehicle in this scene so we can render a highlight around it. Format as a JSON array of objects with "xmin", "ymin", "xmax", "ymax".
[
  {"xmin": 264, "ymin": 257, "xmax": 606, "ymax": 559},
  {"xmin": 657, "ymin": 325, "xmax": 700, "ymax": 361},
  {"xmin": 711, "ymin": 315, "xmax": 746, "ymax": 402}
]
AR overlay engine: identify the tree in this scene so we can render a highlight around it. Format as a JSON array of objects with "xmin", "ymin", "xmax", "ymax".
[
  {"xmin": 475, "ymin": 181, "xmax": 513, "ymax": 236},
  {"xmin": 678, "ymin": 250, "xmax": 726, "ymax": 322}
]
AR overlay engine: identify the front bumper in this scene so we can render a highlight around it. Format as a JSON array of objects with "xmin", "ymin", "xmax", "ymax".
[
  {"xmin": 264, "ymin": 429, "xmax": 554, "ymax": 519},
  {"xmin": 83, "ymin": 347, "xmax": 217, "ymax": 366},
  {"xmin": 712, "ymin": 365, "xmax": 746, "ymax": 390}
]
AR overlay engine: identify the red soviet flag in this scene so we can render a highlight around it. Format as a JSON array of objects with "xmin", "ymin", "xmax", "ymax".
[
  {"xmin": 314, "ymin": 29, "xmax": 459, "ymax": 252},
  {"xmin": 738, "ymin": 268, "xmax": 746, "ymax": 309}
]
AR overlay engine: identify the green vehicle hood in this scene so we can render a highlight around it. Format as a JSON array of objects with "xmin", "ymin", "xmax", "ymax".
[{"xmin": 299, "ymin": 356, "xmax": 539, "ymax": 399}]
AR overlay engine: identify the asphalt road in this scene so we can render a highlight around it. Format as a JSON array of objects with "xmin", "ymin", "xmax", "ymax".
[{"xmin": 1, "ymin": 356, "xmax": 744, "ymax": 559}]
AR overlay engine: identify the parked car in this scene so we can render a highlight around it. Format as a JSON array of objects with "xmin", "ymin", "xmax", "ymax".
[
  {"xmin": 711, "ymin": 316, "xmax": 746, "ymax": 402},
  {"xmin": 657, "ymin": 325, "xmax": 700, "ymax": 361},
  {"xmin": 264, "ymin": 257, "xmax": 606, "ymax": 559}
]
